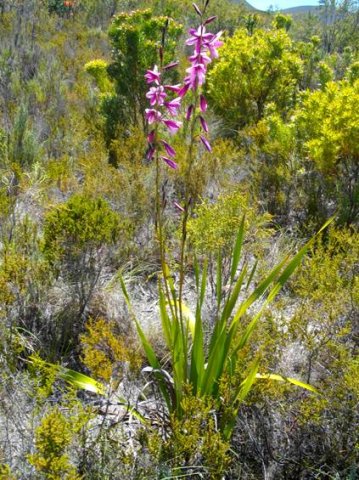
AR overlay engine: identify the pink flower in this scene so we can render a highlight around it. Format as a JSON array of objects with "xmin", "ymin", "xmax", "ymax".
[
  {"xmin": 161, "ymin": 156, "xmax": 178, "ymax": 169},
  {"xmin": 161, "ymin": 140, "xmax": 176, "ymax": 157},
  {"xmin": 146, "ymin": 86, "xmax": 166, "ymax": 106},
  {"xmin": 206, "ymin": 31, "xmax": 223, "ymax": 59},
  {"xmin": 200, "ymin": 135, "xmax": 212, "ymax": 151},
  {"xmin": 186, "ymin": 26, "xmax": 214, "ymax": 54},
  {"xmin": 200, "ymin": 95, "xmax": 208, "ymax": 112},
  {"xmin": 178, "ymin": 82, "xmax": 190, "ymax": 98},
  {"xmin": 164, "ymin": 84, "xmax": 182, "ymax": 92},
  {"xmin": 174, "ymin": 201, "xmax": 185, "ymax": 212},
  {"xmin": 144, "ymin": 65, "xmax": 161, "ymax": 84},
  {"xmin": 192, "ymin": 2, "xmax": 202, "ymax": 16},
  {"xmin": 147, "ymin": 130, "xmax": 156, "ymax": 143},
  {"xmin": 145, "ymin": 109, "xmax": 162, "ymax": 124},
  {"xmin": 186, "ymin": 104, "xmax": 194, "ymax": 121},
  {"xmin": 164, "ymin": 97, "xmax": 181, "ymax": 116},
  {"xmin": 146, "ymin": 145, "xmax": 156, "ymax": 160},
  {"xmin": 189, "ymin": 52, "xmax": 211, "ymax": 66},
  {"xmin": 163, "ymin": 119, "xmax": 182, "ymax": 134},
  {"xmin": 186, "ymin": 63, "xmax": 206, "ymax": 89},
  {"xmin": 204, "ymin": 16, "xmax": 217, "ymax": 25},
  {"xmin": 199, "ymin": 116, "xmax": 209, "ymax": 133},
  {"xmin": 163, "ymin": 60, "xmax": 179, "ymax": 70}
]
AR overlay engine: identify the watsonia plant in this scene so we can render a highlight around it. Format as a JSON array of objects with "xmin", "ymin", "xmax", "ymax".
[{"xmin": 121, "ymin": 0, "xmax": 332, "ymax": 443}]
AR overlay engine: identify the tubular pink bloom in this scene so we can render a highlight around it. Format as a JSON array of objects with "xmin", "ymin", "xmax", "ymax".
[
  {"xmin": 161, "ymin": 140, "xmax": 176, "ymax": 157},
  {"xmin": 192, "ymin": 2, "xmax": 202, "ymax": 16},
  {"xmin": 186, "ymin": 26, "xmax": 214, "ymax": 54},
  {"xmin": 206, "ymin": 31, "xmax": 223, "ymax": 59},
  {"xmin": 186, "ymin": 104, "xmax": 194, "ymax": 120},
  {"xmin": 146, "ymin": 86, "xmax": 166, "ymax": 106},
  {"xmin": 145, "ymin": 109, "xmax": 162, "ymax": 124},
  {"xmin": 164, "ymin": 97, "xmax": 181, "ymax": 116},
  {"xmin": 161, "ymin": 156, "xmax": 178, "ymax": 169},
  {"xmin": 163, "ymin": 60, "xmax": 179, "ymax": 70},
  {"xmin": 147, "ymin": 130, "xmax": 156, "ymax": 143},
  {"xmin": 164, "ymin": 84, "xmax": 182, "ymax": 92},
  {"xmin": 163, "ymin": 119, "xmax": 182, "ymax": 134},
  {"xmin": 189, "ymin": 52, "xmax": 211, "ymax": 66},
  {"xmin": 178, "ymin": 82, "xmax": 190, "ymax": 98},
  {"xmin": 144, "ymin": 65, "xmax": 161, "ymax": 85},
  {"xmin": 174, "ymin": 201, "xmax": 185, "ymax": 212},
  {"xmin": 200, "ymin": 94, "xmax": 208, "ymax": 112},
  {"xmin": 146, "ymin": 145, "xmax": 156, "ymax": 160},
  {"xmin": 200, "ymin": 135, "xmax": 212, "ymax": 151},
  {"xmin": 204, "ymin": 16, "xmax": 217, "ymax": 25},
  {"xmin": 199, "ymin": 116, "xmax": 209, "ymax": 133},
  {"xmin": 186, "ymin": 63, "xmax": 206, "ymax": 89}
]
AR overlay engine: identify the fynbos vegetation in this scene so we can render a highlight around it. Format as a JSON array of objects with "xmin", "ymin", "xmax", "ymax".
[{"xmin": 0, "ymin": 1, "xmax": 357, "ymax": 479}]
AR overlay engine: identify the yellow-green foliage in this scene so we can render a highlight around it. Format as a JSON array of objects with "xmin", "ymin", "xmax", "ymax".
[
  {"xmin": 246, "ymin": 113, "xmax": 298, "ymax": 214},
  {"xmin": 187, "ymin": 190, "xmax": 272, "ymax": 256},
  {"xmin": 79, "ymin": 129, "xmax": 151, "ymax": 233},
  {"xmin": 28, "ymin": 407, "xmax": 82, "ymax": 480},
  {"xmin": 288, "ymin": 227, "xmax": 358, "ymax": 427},
  {"xmin": 80, "ymin": 317, "xmax": 141, "ymax": 382},
  {"xmin": 84, "ymin": 59, "xmax": 112, "ymax": 93},
  {"xmin": 296, "ymin": 79, "xmax": 359, "ymax": 175},
  {"xmin": 0, "ymin": 463, "xmax": 16, "ymax": 480},
  {"xmin": 42, "ymin": 193, "xmax": 124, "ymax": 265},
  {"xmin": 207, "ymin": 27, "xmax": 303, "ymax": 129},
  {"xmin": 290, "ymin": 227, "xmax": 358, "ymax": 346},
  {"xmin": 346, "ymin": 60, "xmax": 359, "ymax": 84},
  {"xmin": 0, "ymin": 219, "xmax": 50, "ymax": 317},
  {"xmin": 142, "ymin": 387, "xmax": 230, "ymax": 479}
]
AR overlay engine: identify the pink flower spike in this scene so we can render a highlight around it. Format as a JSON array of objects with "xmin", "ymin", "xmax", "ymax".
[
  {"xmin": 200, "ymin": 135, "xmax": 212, "ymax": 152},
  {"xmin": 200, "ymin": 95, "xmax": 208, "ymax": 112},
  {"xmin": 174, "ymin": 201, "xmax": 185, "ymax": 212},
  {"xmin": 164, "ymin": 84, "xmax": 182, "ymax": 92},
  {"xmin": 164, "ymin": 97, "xmax": 181, "ymax": 116},
  {"xmin": 204, "ymin": 16, "xmax": 217, "ymax": 25},
  {"xmin": 144, "ymin": 65, "xmax": 161, "ymax": 85},
  {"xmin": 161, "ymin": 140, "xmax": 176, "ymax": 157},
  {"xmin": 145, "ymin": 109, "xmax": 162, "ymax": 124},
  {"xmin": 147, "ymin": 130, "xmax": 156, "ymax": 143},
  {"xmin": 186, "ymin": 104, "xmax": 194, "ymax": 121},
  {"xmin": 161, "ymin": 156, "xmax": 178, "ymax": 169},
  {"xmin": 163, "ymin": 119, "xmax": 182, "ymax": 134},
  {"xmin": 163, "ymin": 60, "xmax": 179, "ymax": 70},
  {"xmin": 199, "ymin": 116, "xmax": 209, "ymax": 133}
]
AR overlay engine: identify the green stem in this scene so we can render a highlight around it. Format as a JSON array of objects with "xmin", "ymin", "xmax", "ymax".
[{"xmin": 178, "ymin": 90, "xmax": 200, "ymax": 366}]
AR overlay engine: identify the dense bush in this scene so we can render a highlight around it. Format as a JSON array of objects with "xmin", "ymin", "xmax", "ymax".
[{"xmin": 206, "ymin": 27, "xmax": 303, "ymax": 131}]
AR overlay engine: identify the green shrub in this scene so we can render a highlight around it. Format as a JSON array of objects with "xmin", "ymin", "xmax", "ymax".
[
  {"xmin": 28, "ymin": 407, "xmax": 82, "ymax": 480},
  {"xmin": 187, "ymin": 190, "xmax": 273, "ymax": 258},
  {"xmin": 42, "ymin": 194, "xmax": 130, "ymax": 354},
  {"xmin": 43, "ymin": 193, "xmax": 123, "ymax": 267},
  {"xmin": 206, "ymin": 27, "xmax": 303, "ymax": 131}
]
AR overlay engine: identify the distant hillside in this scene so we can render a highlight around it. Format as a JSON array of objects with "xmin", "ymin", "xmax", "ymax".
[
  {"xmin": 230, "ymin": 1, "xmax": 320, "ymax": 14},
  {"xmin": 280, "ymin": 5, "xmax": 319, "ymax": 14},
  {"xmin": 230, "ymin": 0, "xmax": 258, "ymax": 11}
]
